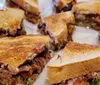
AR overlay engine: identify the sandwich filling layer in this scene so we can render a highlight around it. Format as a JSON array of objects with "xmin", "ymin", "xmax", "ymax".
[
  {"xmin": 75, "ymin": 13, "xmax": 100, "ymax": 31},
  {"xmin": 0, "ymin": 47, "xmax": 51, "ymax": 85},
  {"xmin": 0, "ymin": 22, "xmax": 26, "ymax": 37}
]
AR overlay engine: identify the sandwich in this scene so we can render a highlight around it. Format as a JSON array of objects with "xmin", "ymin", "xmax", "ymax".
[
  {"xmin": 11, "ymin": 0, "xmax": 40, "ymax": 24},
  {"xmin": 38, "ymin": 11, "xmax": 75, "ymax": 50},
  {"xmin": 55, "ymin": 0, "xmax": 76, "ymax": 12},
  {"xmin": 72, "ymin": 1, "xmax": 100, "ymax": 31},
  {"xmin": 0, "ymin": 35, "xmax": 51, "ymax": 85},
  {"xmin": 0, "ymin": 7, "xmax": 26, "ymax": 37},
  {"xmin": 47, "ymin": 42, "xmax": 100, "ymax": 85}
]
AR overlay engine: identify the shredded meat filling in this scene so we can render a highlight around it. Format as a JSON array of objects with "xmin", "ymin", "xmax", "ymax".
[
  {"xmin": 0, "ymin": 23, "xmax": 26, "ymax": 37},
  {"xmin": 75, "ymin": 13, "xmax": 100, "ymax": 31},
  {"xmin": 0, "ymin": 50, "xmax": 51, "ymax": 85}
]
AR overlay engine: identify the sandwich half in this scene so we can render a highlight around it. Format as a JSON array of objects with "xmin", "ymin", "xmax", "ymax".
[
  {"xmin": 47, "ymin": 42, "xmax": 100, "ymax": 85},
  {"xmin": 0, "ymin": 35, "xmax": 51, "ymax": 85},
  {"xmin": 0, "ymin": 7, "xmax": 26, "ymax": 37},
  {"xmin": 72, "ymin": 1, "xmax": 100, "ymax": 31},
  {"xmin": 55, "ymin": 0, "xmax": 76, "ymax": 12},
  {"xmin": 38, "ymin": 11, "xmax": 75, "ymax": 50},
  {"xmin": 11, "ymin": 0, "xmax": 40, "ymax": 24}
]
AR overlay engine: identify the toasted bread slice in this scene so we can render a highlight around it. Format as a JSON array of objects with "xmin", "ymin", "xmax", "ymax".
[
  {"xmin": 0, "ymin": 35, "xmax": 50, "ymax": 70},
  {"xmin": 72, "ymin": 1, "xmax": 100, "ymax": 14},
  {"xmin": 0, "ymin": 7, "xmax": 26, "ymax": 37},
  {"xmin": 38, "ymin": 11, "xmax": 75, "ymax": 50},
  {"xmin": 55, "ymin": 0, "xmax": 76, "ymax": 12},
  {"xmin": 11, "ymin": 0, "xmax": 39, "ymax": 15},
  {"xmin": 0, "ymin": 35, "xmax": 51, "ymax": 85},
  {"xmin": 11, "ymin": 0, "xmax": 40, "ymax": 23},
  {"xmin": 47, "ymin": 42, "xmax": 100, "ymax": 84}
]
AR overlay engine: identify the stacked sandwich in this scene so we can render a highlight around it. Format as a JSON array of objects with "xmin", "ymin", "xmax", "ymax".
[
  {"xmin": 0, "ymin": 0, "xmax": 100, "ymax": 85},
  {"xmin": 46, "ymin": 42, "xmax": 100, "ymax": 85},
  {"xmin": 0, "ymin": 1, "xmax": 52, "ymax": 84},
  {"xmin": 45, "ymin": 1, "xmax": 100, "ymax": 85}
]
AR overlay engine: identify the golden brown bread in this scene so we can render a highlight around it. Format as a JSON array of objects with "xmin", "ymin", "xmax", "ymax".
[
  {"xmin": 43, "ymin": 11, "xmax": 75, "ymax": 49},
  {"xmin": 11, "ymin": 0, "xmax": 39, "ymax": 15},
  {"xmin": 47, "ymin": 42, "xmax": 100, "ymax": 84},
  {"xmin": 0, "ymin": 7, "xmax": 24, "ymax": 30},
  {"xmin": 0, "ymin": 7, "xmax": 25, "ymax": 36},
  {"xmin": 0, "ymin": 35, "xmax": 50, "ymax": 71},
  {"xmin": 11, "ymin": 0, "xmax": 40, "ymax": 23},
  {"xmin": 44, "ymin": 11, "xmax": 75, "ymax": 27},
  {"xmin": 72, "ymin": 1, "xmax": 100, "ymax": 14}
]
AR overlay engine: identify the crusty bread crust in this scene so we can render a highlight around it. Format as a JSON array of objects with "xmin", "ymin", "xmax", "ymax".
[
  {"xmin": 44, "ymin": 11, "xmax": 75, "ymax": 28},
  {"xmin": 43, "ymin": 12, "xmax": 75, "ymax": 49},
  {"xmin": 0, "ymin": 7, "xmax": 25, "ymax": 36},
  {"xmin": 72, "ymin": 1, "xmax": 100, "ymax": 14},
  {"xmin": 47, "ymin": 42, "xmax": 100, "ymax": 84},
  {"xmin": 0, "ymin": 35, "xmax": 50, "ymax": 71},
  {"xmin": 12, "ymin": 0, "xmax": 39, "ymax": 15},
  {"xmin": 0, "ymin": 7, "xmax": 24, "ymax": 30}
]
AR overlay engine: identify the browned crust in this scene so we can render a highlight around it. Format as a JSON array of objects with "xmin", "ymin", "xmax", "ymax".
[
  {"xmin": 0, "ymin": 7, "xmax": 25, "ymax": 36},
  {"xmin": 47, "ymin": 57, "xmax": 100, "ymax": 84},
  {"xmin": 72, "ymin": 1, "xmax": 100, "ymax": 14},
  {"xmin": 0, "ymin": 35, "xmax": 50, "ymax": 70},
  {"xmin": 42, "ymin": 12, "xmax": 75, "ymax": 49},
  {"xmin": 11, "ymin": 0, "xmax": 39, "ymax": 15},
  {"xmin": 44, "ymin": 12, "xmax": 75, "ymax": 27},
  {"xmin": 47, "ymin": 42, "xmax": 100, "ymax": 84}
]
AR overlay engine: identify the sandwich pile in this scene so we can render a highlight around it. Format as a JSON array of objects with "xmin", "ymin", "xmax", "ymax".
[
  {"xmin": 0, "ymin": 0, "xmax": 100, "ymax": 85},
  {"xmin": 47, "ymin": 42, "xmax": 100, "ymax": 85}
]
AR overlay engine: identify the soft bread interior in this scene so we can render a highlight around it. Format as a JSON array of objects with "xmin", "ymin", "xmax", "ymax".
[
  {"xmin": 47, "ymin": 42, "xmax": 100, "ymax": 84},
  {"xmin": 0, "ymin": 7, "xmax": 24, "ymax": 30}
]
